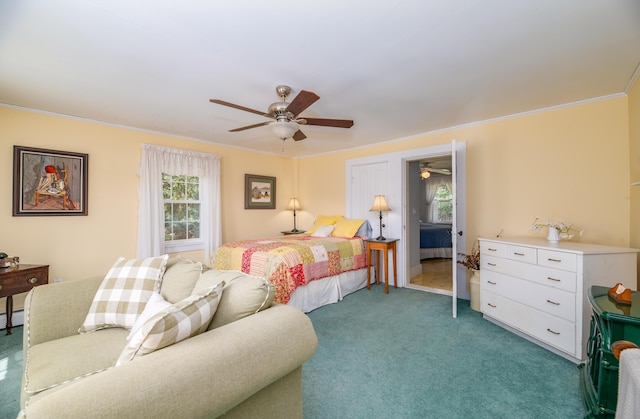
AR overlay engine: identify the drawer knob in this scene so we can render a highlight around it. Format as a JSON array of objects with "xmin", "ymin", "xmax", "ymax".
[
  {"xmin": 28, "ymin": 277, "xmax": 39, "ymax": 284},
  {"xmin": 487, "ymin": 303, "xmax": 497, "ymax": 308},
  {"xmin": 487, "ymin": 262, "xmax": 496, "ymax": 267},
  {"xmin": 546, "ymin": 299, "xmax": 560, "ymax": 306},
  {"xmin": 488, "ymin": 248, "xmax": 497, "ymax": 252},
  {"xmin": 487, "ymin": 280, "xmax": 497, "ymax": 285},
  {"xmin": 547, "ymin": 258, "xmax": 562, "ymax": 263},
  {"xmin": 546, "ymin": 328, "xmax": 560, "ymax": 335},
  {"xmin": 547, "ymin": 277, "xmax": 561, "ymax": 282},
  {"xmin": 513, "ymin": 252, "xmax": 525, "ymax": 256}
]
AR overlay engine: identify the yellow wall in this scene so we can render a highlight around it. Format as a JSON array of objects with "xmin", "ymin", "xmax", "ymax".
[
  {"xmin": 301, "ymin": 96, "xmax": 632, "ymax": 249},
  {"xmin": 1, "ymin": 107, "xmax": 296, "ymax": 311},
  {"xmin": 629, "ymin": 76, "xmax": 640, "ymax": 284},
  {"xmin": 2, "ymin": 90, "xmax": 638, "ymax": 314}
]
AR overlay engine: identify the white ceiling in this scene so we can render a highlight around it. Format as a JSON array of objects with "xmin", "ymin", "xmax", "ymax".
[{"xmin": 1, "ymin": 1, "xmax": 639, "ymax": 157}]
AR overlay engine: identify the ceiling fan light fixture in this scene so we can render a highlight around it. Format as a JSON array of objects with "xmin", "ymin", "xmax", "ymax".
[
  {"xmin": 420, "ymin": 169, "xmax": 431, "ymax": 179},
  {"xmin": 269, "ymin": 120, "xmax": 299, "ymax": 140}
]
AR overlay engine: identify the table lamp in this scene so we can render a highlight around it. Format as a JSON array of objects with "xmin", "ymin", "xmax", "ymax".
[
  {"xmin": 369, "ymin": 195, "xmax": 391, "ymax": 240},
  {"xmin": 287, "ymin": 198, "xmax": 302, "ymax": 233}
]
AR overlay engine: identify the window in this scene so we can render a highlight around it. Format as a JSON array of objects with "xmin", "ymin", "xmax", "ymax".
[
  {"xmin": 163, "ymin": 174, "xmax": 201, "ymax": 246},
  {"xmin": 433, "ymin": 184, "xmax": 453, "ymax": 223},
  {"xmin": 137, "ymin": 144, "xmax": 220, "ymax": 260}
]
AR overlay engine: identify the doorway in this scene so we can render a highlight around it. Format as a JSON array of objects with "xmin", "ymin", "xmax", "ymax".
[{"xmin": 406, "ymin": 155, "xmax": 455, "ymax": 296}]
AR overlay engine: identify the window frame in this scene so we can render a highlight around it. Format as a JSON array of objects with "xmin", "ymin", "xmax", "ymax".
[{"xmin": 162, "ymin": 173, "xmax": 203, "ymax": 253}]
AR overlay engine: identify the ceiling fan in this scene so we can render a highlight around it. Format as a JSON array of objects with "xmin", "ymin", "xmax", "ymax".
[
  {"xmin": 419, "ymin": 163, "xmax": 452, "ymax": 179},
  {"xmin": 209, "ymin": 85, "xmax": 354, "ymax": 142}
]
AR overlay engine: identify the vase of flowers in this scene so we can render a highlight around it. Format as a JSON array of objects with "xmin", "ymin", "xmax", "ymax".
[
  {"xmin": 530, "ymin": 217, "xmax": 582, "ymax": 243},
  {"xmin": 457, "ymin": 240, "xmax": 481, "ymax": 311}
]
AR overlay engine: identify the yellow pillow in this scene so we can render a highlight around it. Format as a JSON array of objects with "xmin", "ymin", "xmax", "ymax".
[
  {"xmin": 306, "ymin": 215, "xmax": 344, "ymax": 234},
  {"xmin": 331, "ymin": 218, "xmax": 365, "ymax": 238}
]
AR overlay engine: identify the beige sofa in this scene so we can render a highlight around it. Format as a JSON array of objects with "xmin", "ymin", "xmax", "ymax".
[{"xmin": 18, "ymin": 263, "xmax": 318, "ymax": 419}]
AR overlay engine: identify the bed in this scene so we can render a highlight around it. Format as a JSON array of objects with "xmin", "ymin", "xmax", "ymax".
[
  {"xmin": 420, "ymin": 222, "xmax": 452, "ymax": 259},
  {"xmin": 211, "ymin": 219, "xmax": 373, "ymax": 312}
]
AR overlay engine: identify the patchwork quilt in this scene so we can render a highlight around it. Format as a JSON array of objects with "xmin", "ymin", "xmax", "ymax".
[{"xmin": 213, "ymin": 235, "xmax": 367, "ymax": 304}]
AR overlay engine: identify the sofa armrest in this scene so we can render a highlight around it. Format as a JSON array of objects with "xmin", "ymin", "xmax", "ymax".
[
  {"xmin": 23, "ymin": 303, "xmax": 318, "ymax": 419},
  {"xmin": 24, "ymin": 276, "xmax": 103, "ymax": 346}
]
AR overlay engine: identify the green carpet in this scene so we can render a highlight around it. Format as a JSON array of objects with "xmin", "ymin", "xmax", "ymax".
[
  {"xmin": 0, "ymin": 286, "xmax": 584, "ymax": 418},
  {"xmin": 0, "ymin": 326, "xmax": 23, "ymax": 419},
  {"xmin": 303, "ymin": 285, "xmax": 583, "ymax": 418}
]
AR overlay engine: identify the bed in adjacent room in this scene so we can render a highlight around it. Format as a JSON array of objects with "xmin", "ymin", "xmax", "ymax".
[
  {"xmin": 420, "ymin": 222, "xmax": 452, "ymax": 259},
  {"xmin": 210, "ymin": 217, "xmax": 373, "ymax": 312}
]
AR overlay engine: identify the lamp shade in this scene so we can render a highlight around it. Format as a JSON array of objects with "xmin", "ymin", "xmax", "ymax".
[
  {"xmin": 269, "ymin": 120, "xmax": 299, "ymax": 140},
  {"xmin": 370, "ymin": 195, "xmax": 391, "ymax": 212},
  {"xmin": 287, "ymin": 197, "xmax": 301, "ymax": 211}
]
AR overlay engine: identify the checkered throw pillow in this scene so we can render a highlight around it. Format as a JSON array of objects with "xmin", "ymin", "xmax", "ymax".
[
  {"xmin": 79, "ymin": 255, "xmax": 169, "ymax": 333},
  {"xmin": 116, "ymin": 281, "xmax": 224, "ymax": 366}
]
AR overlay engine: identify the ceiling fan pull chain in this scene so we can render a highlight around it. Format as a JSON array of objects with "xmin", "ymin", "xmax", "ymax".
[{"xmin": 281, "ymin": 138, "xmax": 286, "ymax": 152}]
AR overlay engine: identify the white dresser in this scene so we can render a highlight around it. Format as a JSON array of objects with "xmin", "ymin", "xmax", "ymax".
[{"xmin": 479, "ymin": 237, "xmax": 638, "ymax": 363}]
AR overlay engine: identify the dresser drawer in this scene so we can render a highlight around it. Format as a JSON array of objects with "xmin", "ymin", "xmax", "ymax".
[
  {"xmin": 533, "ymin": 266, "xmax": 577, "ymax": 293},
  {"xmin": 505, "ymin": 244, "xmax": 537, "ymax": 264},
  {"xmin": 538, "ymin": 249, "xmax": 577, "ymax": 272},
  {"xmin": 481, "ymin": 271, "xmax": 576, "ymax": 322},
  {"xmin": 481, "ymin": 290, "xmax": 576, "ymax": 355},
  {"xmin": 480, "ymin": 241, "xmax": 507, "ymax": 258}
]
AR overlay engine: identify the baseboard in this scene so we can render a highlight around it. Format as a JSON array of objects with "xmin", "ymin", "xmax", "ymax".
[
  {"xmin": 0, "ymin": 309, "xmax": 24, "ymax": 330},
  {"xmin": 410, "ymin": 263, "xmax": 423, "ymax": 278}
]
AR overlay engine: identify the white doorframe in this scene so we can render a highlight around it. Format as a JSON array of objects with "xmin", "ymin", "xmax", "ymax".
[{"xmin": 346, "ymin": 141, "xmax": 467, "ymax": 316}]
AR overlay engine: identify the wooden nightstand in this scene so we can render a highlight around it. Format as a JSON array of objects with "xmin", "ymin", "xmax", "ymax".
[
  {"xmin": 281, "ymin": 231, "xmax": 306, "ymax": 236},
  {"xmin": 365, "ymin": 238, "xmax": 398, "ymax": 294},
  {"xmin": 0, "ymin": 264, "xmax": 49, "ymax": 335}
]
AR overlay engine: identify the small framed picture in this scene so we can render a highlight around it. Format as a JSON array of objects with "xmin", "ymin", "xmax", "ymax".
[
  {"xmin": 13, "ymin": 146, "xmax": 88, "ymax": 216},
  {"xmin": 244, "ymin": 174, "xmax": 276, "ymax": 209}
]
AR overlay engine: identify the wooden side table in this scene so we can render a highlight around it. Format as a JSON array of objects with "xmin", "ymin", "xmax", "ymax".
[
  {"xmin": 0, "ymin": 264, "xmax": 49, "ymax": 335},
  {"xmin": 365, "ymin": 238, "xmax": 398, "ymax": 294}
]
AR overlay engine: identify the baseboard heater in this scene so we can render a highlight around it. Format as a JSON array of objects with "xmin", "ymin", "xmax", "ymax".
[{"xmin": 0, "ymin": 310, "xmax": 24, "ymax": 331}]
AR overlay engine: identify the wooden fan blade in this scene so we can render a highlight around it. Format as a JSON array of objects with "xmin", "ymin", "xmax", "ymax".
[
  {"xmin": 229, "ymin": 121, "xmax": 270, "ymax": 132},
  {"xmin": 210, "ymin": 99, "xmax": 272, "ymax": 118},
  {"xmin": 303, "ymin": 117, "xmax": 354, "ymax": 128},
  {"xmin": 285, "ymin": 90, "xmax": 320, "ymax": 117},
  {"xmin": 293, "ymin": 130, "xmax": 307, "ymax": 141}
]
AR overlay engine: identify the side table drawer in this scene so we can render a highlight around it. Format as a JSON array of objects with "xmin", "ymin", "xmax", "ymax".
[
  {"xmin": 0, "ymin": 266, "xmax": 49, "ymax": 298},
  {"xmin": 480, "ymin": 241, "xmax": 507, "ymax": 258},
  {"xmin": 505, "ymin": 244, "xmax": 537, "ymax": 264}
]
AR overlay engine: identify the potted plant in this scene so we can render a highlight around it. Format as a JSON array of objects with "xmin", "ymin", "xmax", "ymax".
[
  {"xmin": 457, "ymin": 240, "xmax": 480, "ymax": 271},
  {"xmin": 457, "ymin": 240, "xmax": 481, "ymax": 311}
]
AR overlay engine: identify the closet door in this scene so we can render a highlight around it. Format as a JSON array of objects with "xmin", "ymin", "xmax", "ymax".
[{"xmin": 348, "ymin": 161, "xmax": 390, "ymax": 222}]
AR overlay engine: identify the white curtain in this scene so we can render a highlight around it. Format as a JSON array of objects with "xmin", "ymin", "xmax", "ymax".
[
  {"xmin": 425, "ymin": 176, "xmax": 441, "ymax": 223},
  {"xmin": 425, "ymin": 174, "xmax": 453, "ymax": 223},
  {"xmin": 136, "ymin": 144, "xmax": 221, "ymax": 261}
]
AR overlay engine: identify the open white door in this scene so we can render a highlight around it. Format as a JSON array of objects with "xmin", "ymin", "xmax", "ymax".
[{"xmin": 451, "ymin": 140, "xmax": 458, "ymax": 318}]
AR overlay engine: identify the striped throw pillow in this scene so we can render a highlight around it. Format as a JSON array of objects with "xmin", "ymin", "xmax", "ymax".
[
  {"xmin": 78, "ymin": 255, "xmax": 169, "ymax": 333},
  {"xmin": 116, "ymin": 281, "xmax": 224, "ymax": 366}
]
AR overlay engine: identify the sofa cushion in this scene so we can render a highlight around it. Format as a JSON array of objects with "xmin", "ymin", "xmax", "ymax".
[
  {"xmin": 160, "ymin": 256, "xmax": 205, "ymax": 303},
  {"xmin": 193, "ymin": 270, "xmax": 275, "ymax": 330},
  {"xmin": 126, "ymin": 292, "xmax": 173, "ymax": 340},
  {"xmin": 116, "ymin": 281, "xmax": 224, "ymax": 365},
  {"xmin": 24, "ymin": 328, "xmax": 128, "ymax": 396},
  {"xmin": 79, "ymin": 255, "xmax": 169, "ymax": 333}
]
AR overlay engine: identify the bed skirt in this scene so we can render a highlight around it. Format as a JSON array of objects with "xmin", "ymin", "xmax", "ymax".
[
  {"xmin": 420, "ymin": 247, "xmax": 453, "ymax": 259},
  {"xmin": 287, "ymin": 268, "xmax": 368, "ymax": 313}
]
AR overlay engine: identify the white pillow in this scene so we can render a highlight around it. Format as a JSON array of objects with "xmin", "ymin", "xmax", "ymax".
[
  {"xmin": 79, "ymin": 255, "xmax": 169, "ymax": 333},
  {"xmin": 126, "ymin": 292, "xmax": 172, "ymax": 340},
  {"xmin": 310, "ymin": 225, "xmax": 335, "ymax": 237},
  {"xmin": 116, "ymin": 282, "xmax": 224, "ymax": 366}
]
